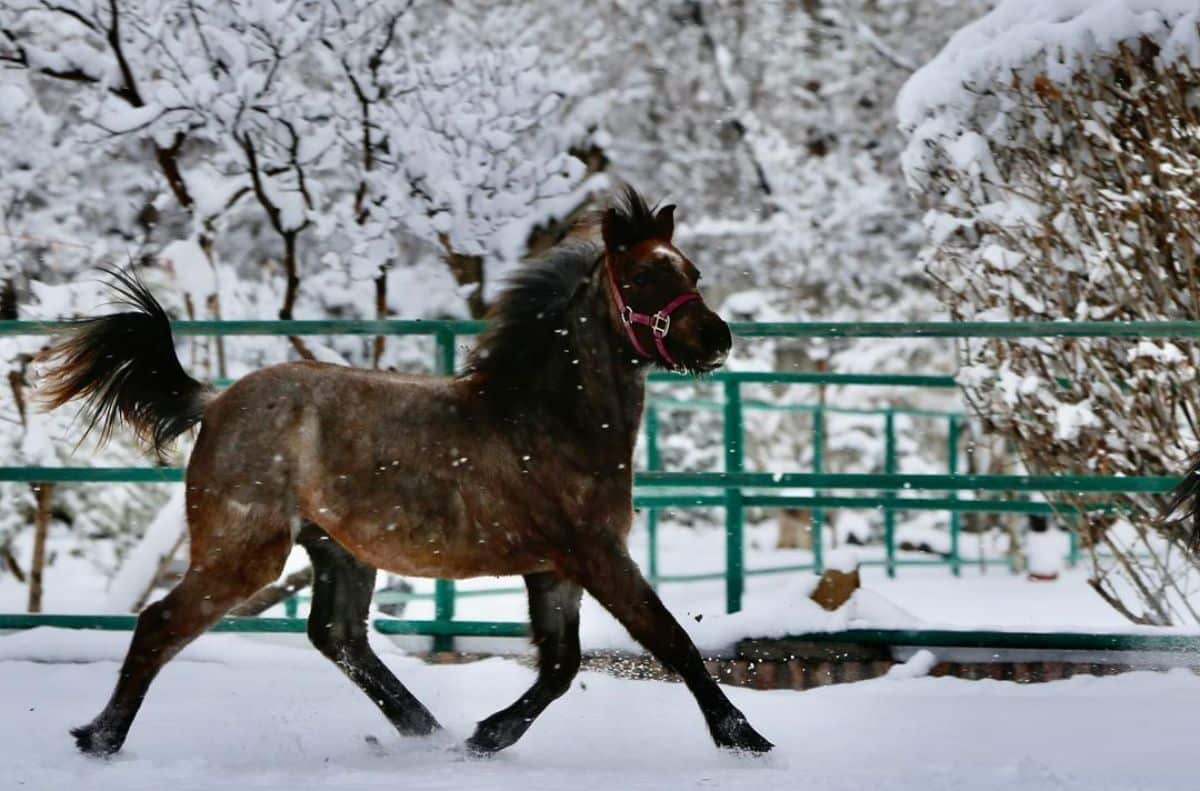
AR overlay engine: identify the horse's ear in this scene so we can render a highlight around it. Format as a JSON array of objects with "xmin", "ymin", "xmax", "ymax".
[
  {"xmin": 602, "ymin": 207, "xmax": 632, "ymax": 253},
  {"xmin": 654, "ymin": 204, "xmax": 676, "ymax": 241}
]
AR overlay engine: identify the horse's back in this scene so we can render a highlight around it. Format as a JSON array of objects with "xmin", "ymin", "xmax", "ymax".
[
  {"xmin": 184, "ymin": 361, "xmax": 547, "ymax": 578},
  {"xmin": 191, "ymin": 360, "xmax": 470, "ymax": 488}
]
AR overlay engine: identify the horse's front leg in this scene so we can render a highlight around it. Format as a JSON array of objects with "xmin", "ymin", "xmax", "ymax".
[
  {"xmin": 466, "ymin": 571, "xmax": 582, "ymax": 754},
  {"xmin": 569, "ymin": 540, "xmax": 773, "ymax": 754}
]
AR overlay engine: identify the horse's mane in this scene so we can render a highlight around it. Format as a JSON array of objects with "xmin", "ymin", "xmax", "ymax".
[
  {"xmin": 606, "ymin": 184, "xmax": 662, "ymax": 245},
  {"xmin": 464, "ymin": 186, "xmax": 662, "ymax": 387},
  {"xmin": 464, "ymin": 238, "xmax": 601, "ymax": 382}
]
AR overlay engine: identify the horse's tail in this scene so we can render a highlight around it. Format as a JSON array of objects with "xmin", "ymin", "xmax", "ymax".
[
  {"xmin": 37, "ymin": 268, "xmax": 211, "ymax": 461},
  {"xmin": 1164, "ymin": 454, "xmax": 1200, "ymax": 552}
]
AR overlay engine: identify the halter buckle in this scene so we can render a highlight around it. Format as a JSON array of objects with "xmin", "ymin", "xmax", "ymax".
[
  {"xmin": 651, "ymin": 312, "xmax": 671, "ymax": 337},
  {"xmin": 621, "ymin": 305, "xmax": 635, "ymax": 325}
]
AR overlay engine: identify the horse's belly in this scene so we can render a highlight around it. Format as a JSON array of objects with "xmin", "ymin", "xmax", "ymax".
[
  {"xmin": 321, "ymin": 513, "xmax": 550, "ymax": 579},
  {"xmin": 297, "ymin": 451, "xmax": 557, "ymax": 579}
]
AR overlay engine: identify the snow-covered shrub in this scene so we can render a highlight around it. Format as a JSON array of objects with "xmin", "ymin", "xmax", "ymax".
[{"xmin": 900, "ymin": 1, "xmax": 1200, "ymax": 623}]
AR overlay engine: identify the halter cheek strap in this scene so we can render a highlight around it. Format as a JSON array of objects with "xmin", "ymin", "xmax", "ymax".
[{"xmin": 605, "ymin": 258, "xmax": 703, "ymax": 369}]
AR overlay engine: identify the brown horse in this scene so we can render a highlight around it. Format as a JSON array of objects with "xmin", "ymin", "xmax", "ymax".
[{"xmin": 39, "ymin": 186, "xmax": 772, "ymax": 758}]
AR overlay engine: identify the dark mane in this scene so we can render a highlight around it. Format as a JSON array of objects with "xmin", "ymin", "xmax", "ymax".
[
  {"xmin": 610, "ymin": 184, "xmax": 663, "ymax": 246},
  {"xmin": 464, "ymin": 238, "xmax": 600, "ymax": 382}
]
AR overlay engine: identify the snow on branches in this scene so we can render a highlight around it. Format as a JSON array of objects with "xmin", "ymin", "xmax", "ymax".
[
  {"xmin": 0, "ymin": 0, "xmax": 600, "ymax": 320},
  {"xmin": 900, "ymin": 0, "xmax": 1200, "ymax": 624}
]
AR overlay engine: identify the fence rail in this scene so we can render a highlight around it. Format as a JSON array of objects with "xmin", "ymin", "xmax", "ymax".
[
  {"xmin": 2, "ymin": 614, "xmax": 1198, "ymax": 657},
  {"xmin": 2, "ymin": 319, "xmax": 1195, "ymax": 648}
]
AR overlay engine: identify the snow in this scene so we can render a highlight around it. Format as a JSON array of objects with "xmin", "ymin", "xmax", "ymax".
[
  {"xmin": 823, "ymin": 548, "xmax": 859, "ymax": 574},
  {"xmin": 0, "ymin": 82, "xmax": 30, "ymax": 123},
  {"xmin": 1026, "ymin": 529, "xmax": 1066, "ymax": 579},
  {"xmin": 897, "ymin": 1, "xmax": 1200, "ymax": 129},
  {"xmin": 885, "ymin": 647, "xmax": 938, "ymax": 679},
  {"xmin": 103, "ymin": 490, "xmax": 186, "ymax": 614},
  {"xmin": 1052, "ymin": 399, "xmax": 1100, "ymax": 442},
  {"xmin": 898, "ymin": 0, "xmax": 1200, "ymax": 195},
  {"xmin": 3, "ymin": 628, "xmax": 1198, "ymax": 790},
  {"xmin": 160, "ymin": 238, "xmax": 216, "ymax": 302}
]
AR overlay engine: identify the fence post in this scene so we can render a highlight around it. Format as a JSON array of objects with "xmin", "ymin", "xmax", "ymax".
[
  {"xmin": 433, "ymin": 329, "xmax": 457, "ymax": 652},
  {"xmin": 884, "ymin": 410, "xmax": 897, "ymax": 579},
  {"xmin": 811, "ymin": 406, "xmax": 825, "ymax": 574},
  {"xmin": 645, "ymin": 405, "xmax": 661, "ymax": 586},
  {"xmin": 1067, "ymin": 518, "xmax": 1080, "ymax": 568},
  {"xmin": 723, "ymin": 379, "xmax": 744, "ymax": 613},
  {"xmin": 948, "ymin": 415, "xmax": 962, "ymax": 577}
]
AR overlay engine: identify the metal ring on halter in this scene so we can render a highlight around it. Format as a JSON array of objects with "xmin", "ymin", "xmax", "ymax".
[
  {"xmin": 651, "ymin": 312, "xmax": 670, "ymax": 337},
  {"xmin": 621, "ymin": 305, "xmax": 635, "ymax": 325}
]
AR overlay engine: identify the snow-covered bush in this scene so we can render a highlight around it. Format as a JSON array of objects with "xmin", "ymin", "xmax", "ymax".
[{"xmin": 900, "ymin": 1, "xmax": 1200, "ymax": 623}]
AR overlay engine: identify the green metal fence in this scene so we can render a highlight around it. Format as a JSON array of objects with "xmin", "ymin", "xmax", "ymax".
[{"xmin": 0, "ymin": 319, "xmax": 1195, "ymax": 647}]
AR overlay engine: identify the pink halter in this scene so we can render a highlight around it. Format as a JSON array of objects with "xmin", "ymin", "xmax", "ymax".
[{"xmin": 605, "ymin": 256, "xmax": 703, "ymax": 369}]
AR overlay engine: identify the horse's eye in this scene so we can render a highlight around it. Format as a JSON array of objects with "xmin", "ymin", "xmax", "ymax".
[{"xmin": 632, "ymin": 272, "xmax": 650, "ymax": 287}]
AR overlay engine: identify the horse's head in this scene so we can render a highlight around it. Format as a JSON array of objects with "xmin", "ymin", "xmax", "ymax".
[{"xmin": 601, "ymin": 187, "xmax": 731, "ymax": 374}]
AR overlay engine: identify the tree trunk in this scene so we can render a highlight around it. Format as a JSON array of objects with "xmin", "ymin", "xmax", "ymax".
[
  {"xmin": 209, "ymin": 293, "xmax": 228, "ymax": 380},
  {"xmin": 27, "ymin": 483, "xmax": 53, "ymax": 613},
  {"xmin": 776, "ymin": 508, "xmax": 811, "ymax": 549},
  {"xmin": 439, "ymin": 234, "xmax": 487, "ymax": 318},
  {"xmin": 0, "ymin": 278, "xmax": 16, "ymax": 320},
  {"xmin": 372, "ymin": 270, "xmax": 388, "ymax": 368}
]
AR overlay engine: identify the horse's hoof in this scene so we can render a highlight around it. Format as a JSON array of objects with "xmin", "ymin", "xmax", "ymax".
[
  {"xmin": 712, "ymin": 713, "xmax": 774, "ymax": 754},
  {"xmin": 71, "ymin": 723, "xmax": 122, "ymax": 757},
  {"xmin": 464, "ymin": 714, "xmax": 524, "ymax": 756},
  {"xmin": 462, "ymin": 741, "xmax": 499, "ymax": 759},
  {"xmin": 728, "ymin": 729, "xmax": 774, "ymax": 754},
  {"xmin": 462, "ymin": 732, "xmax": 502, "ymax": 758}
]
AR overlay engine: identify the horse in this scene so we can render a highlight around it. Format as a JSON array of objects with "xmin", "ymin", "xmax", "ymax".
[{"xmin": 39, "ymin": 186, "xmax": 774, "ymax": 758}]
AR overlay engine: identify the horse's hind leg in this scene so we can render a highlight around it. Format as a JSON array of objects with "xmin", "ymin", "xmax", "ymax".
[
  {"xmin": 297, "ymin": 523, "xmax": 440, "ymax": 736},
  {"xmin": 71, "ymin": 515, "xmax": 291, "ymax": 756},
  {"xmin": 466, "ymin": 571, "xmax": 582, "ymax": 754}
]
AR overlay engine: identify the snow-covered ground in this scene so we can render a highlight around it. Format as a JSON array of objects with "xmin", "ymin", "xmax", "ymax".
[
  {"xmin": 3, "ymin": 518, "xmax": 1195, "ymax": 788},
  {"xmin": 2, "ymin": 627, "xmax": 1196, "ymax": 791}
]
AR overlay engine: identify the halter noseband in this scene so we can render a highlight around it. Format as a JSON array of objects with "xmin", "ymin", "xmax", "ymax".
[{"xmin": 605, "ymin": 254, "xmax": 703, "ymax": 369}]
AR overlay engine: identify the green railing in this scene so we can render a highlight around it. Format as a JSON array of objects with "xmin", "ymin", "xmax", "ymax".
[
  {"xmin": 1, "ymin": 319, "xmax": 1195, "ymax": 647},
  {"xmin": 2, "ymin": 614, "xmax": 1199, "ymax": 657}
]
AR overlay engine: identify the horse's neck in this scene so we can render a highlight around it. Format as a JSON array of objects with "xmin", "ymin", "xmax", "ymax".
[{"xmin": 550, "ymin": 278, "xmax": 648, "ymax": 455}]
